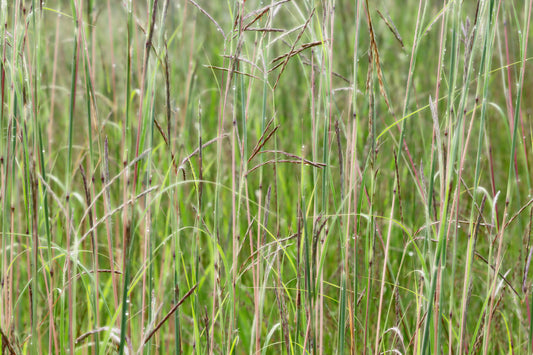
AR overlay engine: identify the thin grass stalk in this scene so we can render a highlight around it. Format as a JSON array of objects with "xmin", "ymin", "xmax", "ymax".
[
  {"xmin": 47, "ymin": 7, "xmax": 62, "ymax": 156},
  {"xmin": 306, "ymin": 7, "xmax": 322, "ymax": 353},
  {"xmin": 138, "ymin": 1, "xmax": 160, "ymax": 341},
  {"xmin": 173, "ymin": 205, "xmax": 182, "ymax": 355},
  {"xmin": 373, "ymin": 177, "xmax": 397, "ymax": 355},
  {"xmin": 106, "ymin": 0, "xmax": 118, "ymax": 111},
  {"xmin": 66, "ymin": 0, "xmax": 81, "ymax": 192},
  {"xmin": 1, "ymin": 0, "xmax": 14, "ymax": 348},
  {"xmin": 300, "ymin": 193, "xmax": 312, "ymax": 350},
  {"xmin": 26, "ymin": 2, "xmax": 45, "ymax": 346},
  {"xmin": 453, "ymin": 101, "xmax": 478, "ymax": 349},
  {"xmin": 130, "ymin": 33, "xmax": 158, "ymax": 355},
  {"xmin": 191, "ymin": 206, "xmax": 200, "ymax": 353},
  {"xmin": 362, "ymin": 13, "xmax": 379, "ymax": 344},
  {"xmin": 81, "ymin": 3, "xmax": 95, "ymax": 166},
  {"xmin": 0, "ymin": 54, "xmax": 11, "ymax": 349},
  {"xmin": 530, "ymin": 282, "xmax": 533, "ymax": 353},
  {"xmin": 150, "ymin": 7, "xmax": 171, "ymax": 352},
  {"xmin": 295, "ymin": 201, "xmax": 303, "ymax": 349},
  {"xmin": 4, "ymin": 114, "xmax": 17, "ymax": 355},
  {"xmin": 191, "ymin": 182, "xmax": 201, "ymax": 353},
  {"xmin": 317, "ymin": 235, "xmax": 325, "ymax": 355},
  {"xmin": 497, "ymin": 11, "xmax": 530, "ymax": 194},
  {"xmin": 119, "ymin": 0, "xmax": 134, "ymax": 352},
  {"xmin": 63, "ymin": 1, "xmax": 82, "ymax": 353},
  {"xmin": 118, "ymin": 219, "xmax": 133, "ymax": 355},
  {"xmin": 243, "ymin": 179, "xmax": 259, "ymax": 351},
  {"xmin": 346, "ymin": 1, "xmax": 362, "ymax": 353},
  {"xmin": 65, "ymin": 203, "xmax": 74, "ymax": 355},
  {"xmin": 322, "ymin": 1, "xmax": 339, "ymax": 353},
  {"xmin": 87, "ymin": 0, "xmax": 96, "ymax": 95},
  {"xmin": 9, "ymin": 8, "xmax": 26, "ymax": 340},
  {"xmin": 132, "ymin": 0, "xmax": 158, "ymax": 192},
  {"xmin": 2, "ymin": 72, "xmax": 18, "ymax": 353},
  {"xmin": 359, "ymin": 130, "xmax": 371, "ymax": 353},
  {"xmin": 253, "ymin": 157, "xmax": 263, "ymax": 355},
  {"xmin": 38, "ymin": 89, "xmax": 59, "ymax": 355},
  {"xmin": 397, "ymin": 0, "xmax": 425, "ymax": 154},
  {"xmin": 103, "ymin": 137, "xmax": 120, "ymax": 309},
  {"xmin": 309, "ymin": 33, "xmax": 319, "ymax": 355},
  {"xmin": 123, "ymin": 0, "xmax": 133, "ymax": 164},
  {"xmin": 363, "ymin": 101, "xmax": 376, "ymax": 355},
  {"xmin": 334, "ymin": 123, "xmax": 345, "ymax": 355},
  {"xmin": 237, "ymin": 17, "xmax": 263, "ymax": 355},
  {"xmin": 0, "ymin": 16, "xmax": 6, "ymax": 335},
  {"xmin": 79, "ymin": 162, "xmax": 100, "ymax": 353},
  {"xmin": 233, "ymin": 7, "xmax": 246, "ymax": 353},
  {"xmin": 0, "ymin": 0, "xmax": 6, "ymax": 176},
  {"xmin": 144, "ymin": 92, "xmax": 157, "ymax": 355},
  {"xmin": 483, "ymin": 1, "xmax": 532, "ymax": 353},
  {"xmin": 23, "ymin": 125, "xmax": 38, "ymax": 355},
  {"xmin": 427, "ymin": 2, "xmax": 449, "ymax": 273},
  {"xmin": 429, "ymin": 5, "xmax": 449, "ymax": 354}
]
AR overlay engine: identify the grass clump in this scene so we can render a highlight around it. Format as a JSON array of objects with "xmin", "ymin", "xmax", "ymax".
[{"xmin": 1, "ymin": 0, "xmax": 532, "ymax": 354}]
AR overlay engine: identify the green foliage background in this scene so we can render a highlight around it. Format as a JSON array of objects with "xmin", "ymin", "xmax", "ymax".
[{"xmin": 0, "ymin": 0, "xmax": 532, "ymax": 353}]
